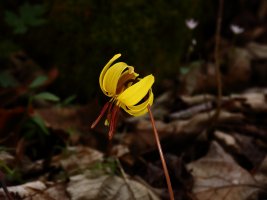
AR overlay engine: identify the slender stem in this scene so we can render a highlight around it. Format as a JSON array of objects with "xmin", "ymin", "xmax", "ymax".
[
  {"xmin": 213, "ymin": 0, "xmax": 224, "ymax": 121},
  {"xmin": 147, "ymin": 105, "xmax": 175, "ymax": 200}
]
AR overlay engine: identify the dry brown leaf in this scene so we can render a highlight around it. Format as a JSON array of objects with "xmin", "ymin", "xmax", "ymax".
[
  {"xmin": 214, "ymin": 130, "xmax": 266, "ymax": 169},
  {"xmin": 241, "ymin": 92, "xmax": 267, "ymax": 112},
  {"xmin": 110, "ymin": 144, "xmax": 130, "ymax": 157},
  {"xmin": 35, "ymin": 106, "xmax": 93, "ymax": 133},
  {"xmin": 23, "ymin": 182, "xmax": 69, "ymax": 200},
  {"xmin": 231, "ymin": 92, "xmax": 267, "ymax": 112},
  {"xmin": 36, "ymin": 104, "xmax": 101, "ymax": 147},
  {"xmin": 233, "ymin": 133, "xmax": 266, "ymax": 168},
  {"xmin": 52, "ymin": 146, "xmax": 103, "ymax": 173},
  {"xmin": 67, "ymin": 170, "xmax": 160, "ymax": 200},
  {"xmin": 254, "ymin": 155, "xmax": 267, "ymax": 185},
  {"xmin": 180, "ymin": 94, "xmax": 215, "ymax": 105},
  {"xmin": 169, "ymin": 102, "xmax": 213, "ymax": 120},
  {"xmin": 181, "ymin": 62, "xmax": 217, "ymax": 94},
  {"xmin": 135, "ymin": 110, "xmax": 242, "ymax": 135},
  {"xmin": 224, "ymin": 48, "xmax": 251, "ymax": 90},
  {"xmin": 171, "ymin": 110, "xmax": 243, "ymax": 136},
  {"xmin": 247, "ymin": 42, "xmax": 267, "ymax": 59},
  {"xmin": 124, "ymin": 110, "xmax": 243, "ymax": 153},
  {"xmin": 214, "ymin": 130, "xmax": 237, "ymax": 147},
  {"xmin": 187, "ymin": 142, "xmax": 263, "ymax": 200},
  {"xmin": 0, "ymin": 181, "xmax": 68, "ymax": 200}
]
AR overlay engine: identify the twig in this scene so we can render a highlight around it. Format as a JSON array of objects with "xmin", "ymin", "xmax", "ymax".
[
  {"xmin": 213, "ymin": 0, "xmax": 224, "ymax": 121},
  {"xmin": 147, "ymin": 105, "xmax": 175, "ymax": 200}
]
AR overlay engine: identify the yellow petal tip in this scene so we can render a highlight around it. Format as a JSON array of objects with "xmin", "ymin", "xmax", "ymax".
[{"xmin": 114, "ymin": 53, "xmax": 121, "ymax": 59}]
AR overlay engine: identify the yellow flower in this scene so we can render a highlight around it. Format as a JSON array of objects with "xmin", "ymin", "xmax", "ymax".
[{"xmin": 91, "ymin": 54, "xmax": 154, "ymax": 139}]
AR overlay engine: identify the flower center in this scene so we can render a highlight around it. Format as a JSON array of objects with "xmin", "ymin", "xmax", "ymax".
[{"xmin": 116, "ymin": 71, "xmax": 136, "ymax": 94}]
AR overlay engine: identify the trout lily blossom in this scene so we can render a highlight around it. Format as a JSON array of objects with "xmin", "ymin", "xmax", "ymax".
[
  {"xmin": 91, "ymin": 54, "xmax": 154, "ymax": 139},
  {"xmin": 91, "ymin": 54, "xmax": 174, "ymax": 199}
]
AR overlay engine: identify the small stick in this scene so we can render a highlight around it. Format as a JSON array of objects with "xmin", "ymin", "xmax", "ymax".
[
  {"xmin": 213, "ymin": 0, "xmax": 224, "ymax": 121},
  {"xmin": 147, "ymin": 104, "xmax": 175, "ymax": 200}
]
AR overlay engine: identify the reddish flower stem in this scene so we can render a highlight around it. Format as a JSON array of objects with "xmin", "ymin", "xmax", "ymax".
[{"xmin": 147, "ymin": 105, "xmax": 174, "ymax": 200}]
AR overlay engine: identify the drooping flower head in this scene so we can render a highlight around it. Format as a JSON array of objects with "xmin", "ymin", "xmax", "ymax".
[{"xmin": 91, "ymin": 54, "xmax": 154, "ymax": 139}]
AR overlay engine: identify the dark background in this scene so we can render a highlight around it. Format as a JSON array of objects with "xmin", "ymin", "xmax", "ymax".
[{"xmin": 0, "ymin": 0, "xmax": 266, "ymax": 101}]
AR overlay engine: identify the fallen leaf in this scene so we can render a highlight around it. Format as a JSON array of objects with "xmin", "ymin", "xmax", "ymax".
[
  {"xmin": 230, "ymin": 92, "xmax": 267, "ymax": 113},
  {"xmin": 187, "ymin": 142, "xmax": 263, "ymax": 200},
  {"xmin": 67, "ymin": 170, "xmax": 160, "ymax": 200},
  {"xmin": 214, "ymin": 130, "xmax": 237, "ymax": 147},
  {"xmin": 0, "ymin": 181, "xmax": 69, "ymax": 200},
  {"xmin": 247, "ymin": 42, "xmax": 267, "ymax": 59},
  {"xmin": 124, "ymin": 110, "xmax": 243, "ymax": 154},
  {"xmin": 52, "ymin": 146, "xmax": 104, "ymax": 173},
  {"xmin": 254, "ymin": 155, "xmax": 267, "ymax": 189},
  {"xmin": 224, "ymin": 48, "xmax": 251, "ymax": 90},
  {"xmin": 180, "ymin": 94, "xmax": 215, "ymax": 106}
]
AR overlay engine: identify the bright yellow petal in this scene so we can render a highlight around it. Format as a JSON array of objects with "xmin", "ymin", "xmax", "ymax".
[
  {"xmin": 99, "ymin": 54, "xmax": 121, "ymax": 94},
  {"xmin": 120, "ymin": 89, "xmax": 153, "ymax": 116},
  {"xmin": 117, "ymin": 74, "xmax": 154, "ymax": 106},
  {"xmin": 102, "ymin": 62, "xmax": 128, "ymax": 96}
]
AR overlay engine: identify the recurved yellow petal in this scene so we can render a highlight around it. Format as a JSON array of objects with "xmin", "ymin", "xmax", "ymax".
[
  {"xmin": 102, "ymin": 62, "xmax": 128, "ymax": 96},
  {"xmin": 120, "ymin": 89, "xmax": 154, "ymax": 116},
  {"xmin": 99, "ymin": 54, "xmax": 121, "ymax": 94},
  {"xmin": 117, "ymin": 74, "xmax": 154, "ymax": 106}
]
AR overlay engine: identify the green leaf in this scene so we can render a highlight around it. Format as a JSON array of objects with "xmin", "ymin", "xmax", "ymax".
[
  {"xmin": 4, "ymin": 11, "xmax": 20, "ymax": 27},
  {"xmin": 13, "ymin": 23, "xmax": 28, "ymax": 34},
  {"xmin": 4, "ymin": 11, "xmax": 27, "ymax": 34},
  {"xmin": 62, "ymin": 95, "xmax": 77, "ymax": 106},
  {"xmin": 31, "ymin": 115, "xmax": 49, "ymax": 135},
  {"xmin": 0, "ymin": 72, "xmax": 19, "ymax": 88},
  {"xmin": 33, "ymin": 92, "xmax": 60, "ymax": 102},
  {"xmin": 4, "ymin": 2, "xmax": 46, "ymax": 34},
  {"xmin": 180, "ymin": 67, "xmax": 190, "ymax": 75},
  {"xmin": 19, "ymin": 2, "xmax": 47, "ymax": 26},
  {"xmin": 29, "ymin": 75, "xmax": 48, "ymax": 89}
]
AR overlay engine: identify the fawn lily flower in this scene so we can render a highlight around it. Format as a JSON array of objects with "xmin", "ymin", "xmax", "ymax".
[{"xmin": 91, "ymin": 54, "xmax": 154, "ymax": 139}]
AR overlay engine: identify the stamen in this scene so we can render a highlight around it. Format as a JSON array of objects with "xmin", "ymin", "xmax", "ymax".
[
  {"xmin": 113, "ymin": 106, "xmax": 120, "ymax": 133},
  {"xmin": 91, "ymin": 101, "xmax": 110, "ymax": 129},
  {"xmin": 106, "ymin": 100, "xmax": 115, "ymax": 126},
  {"xmin": 108, "ymin": 105, "xmax": 120, "ymax": 140}
]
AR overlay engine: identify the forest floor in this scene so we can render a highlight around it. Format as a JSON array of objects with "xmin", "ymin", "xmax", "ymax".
[{"xmin": 1, "ymin": 41, "xmax": 267, "ymax": 200}]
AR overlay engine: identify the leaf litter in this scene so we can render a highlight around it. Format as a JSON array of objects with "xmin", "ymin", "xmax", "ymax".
[{"xmin": 2, "ymin": 86, "xmax": 267, "ymax": 199}]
